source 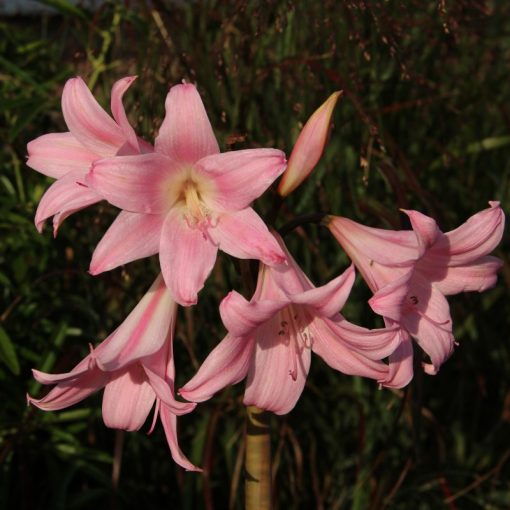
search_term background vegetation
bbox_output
[1,1,509,508]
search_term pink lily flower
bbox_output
[180,234,400,415]
[28,275,200,471]
[26,75,150,235]
[278,91,342,197]
[327,202,505,386]
[86,83,287,306]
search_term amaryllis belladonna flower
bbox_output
[26,76,151,235]
[28,275,199,471]
[86,83,287,306]
[180,234,400,414]
[327,202,505,387]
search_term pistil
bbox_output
[181,179,212,234]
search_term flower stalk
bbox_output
[245,405,272,510]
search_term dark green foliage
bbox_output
[1,1,509,508]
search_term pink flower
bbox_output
[180,234,400,415]
[278,91,342,197]
[27,275,199,471]
[86,83,287,306]
[327,202,505,386]
[27,76,150,235]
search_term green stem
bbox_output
[245,406,272,510]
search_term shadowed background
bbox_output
[1,1,509,508]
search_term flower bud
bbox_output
[277,91,342,197]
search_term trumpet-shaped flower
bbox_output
[28,275,199,471]
[278,91,342,197]
[27,76,150,235]
[327,202,505,386]
[86,83,287,306]
[180,234,400,414]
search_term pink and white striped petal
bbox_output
[102,364,156,431]
[34,173,101,233]
[429,201,504,265]
[31,355,93,385]
[424,256,503,295]
[180,334,255,403]
[402,209,441,256]
[143,365,196,416]
[401,274,454,371]
[310,319,389,382]
[368,271,413,323]
[155,83,219,163]
[210,208,286,265]
[159,405,202,471]
[198,149,287,212]
[26,132,97,179]
[90,211,164,275]
[383,327,414,388]
[327,216,417,291]
[159,208,218,306]
[324,317,401,360]
[244,317,311,415]
[290,264,355,318]
[87,153,181,214]
[94,275,175,370]
[27,362,108,411]
[110,76,139,152]
[62,77,125,156]
[219,290,288,337]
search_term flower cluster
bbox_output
[27,76,505,470]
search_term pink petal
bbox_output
[291,264,355,318]
[159,405,202,471]
[31,355,93,385]
[219,290,287,337]
[26,132,97,179]
[110,76,139,152]
[401,274,455,371]
[180,333,255,403]
[143,365,196,416]
[244,316,311,415]
[210,208,286,265]
[35,173,101,234]
[278,91,341,197]
[430,202,505,265]
[402,209,440,256]
[90,211,164,275]
[159,208,218,306]
[382,327,414,388]
[420,256,503,295]
[94,275,175,370]
[310,319,390,381]
[102,364,156,431]
[324,317,401,360]
[197,149,287,212]
[264,235,312,295]
[87,153,181,214]
[368,271,413,322]
[327,216,417,292]
[62,76,125,156]
[155,83,219,163]
[28,360,108,411]
[141,330,197,415]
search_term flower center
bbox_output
[278,305,313,381]
[180,179,212,234]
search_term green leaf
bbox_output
[0,326,20,375]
